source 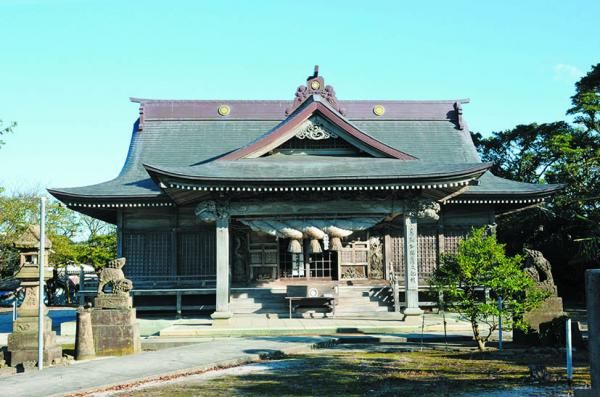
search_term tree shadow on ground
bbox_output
[132,348,588,397]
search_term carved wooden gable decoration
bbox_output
[220,71,417,161]
[271,115,367,156]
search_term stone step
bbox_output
[230,302,288,310]
[230,291,287,299]
[230,307,288,313]
[230,297,286,305]
[336,306,391,313]
[337,290,392,298]
[336,297,392,305]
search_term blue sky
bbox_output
[0,0,598,193]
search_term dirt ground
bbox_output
[112,344,590,397]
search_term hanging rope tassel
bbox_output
[288,238,303,253]
[324,226,352,251]
[309,239,322,254]
[303,226,324,254]
[330,236,343,251]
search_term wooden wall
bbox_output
[120,207,216,280]
[118,204,495,284]
[384,206,495,284]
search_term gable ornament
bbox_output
[285,65,346,116]
[295,119,338,140]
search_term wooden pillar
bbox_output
[171,209,178,278]
[211,211,232,320]
[403,213,423,316]
[116,210,123,257]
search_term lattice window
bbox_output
[418,226,438,282]
[339,241,369,280]
[178,229,216,276]
[249,233,279,281]
[388,233,405,280]
[123,231,173,278]
[443,226,472,254]
[309,251,336,278]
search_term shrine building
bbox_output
[49,67,562,318]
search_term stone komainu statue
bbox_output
[97,257,133,296]
[523,248,557,296]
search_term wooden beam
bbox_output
[230,199,405,217]
[437,185,471,203]
[496,203,543,217]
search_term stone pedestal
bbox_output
[514,296,570,346]
[403,214,423,317]
[211,310,233,327]
[7,285,62,367]
[75,307,95,360]
[585,269,600,394]
[90,294,141,356]
[523,296,566,331]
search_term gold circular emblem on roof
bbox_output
[373,105,385,116]
[310,80,321,90]
[217,105,231,116]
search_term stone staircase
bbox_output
[229,285,395,318]
[229,288,289,317]
[334,286,395,317]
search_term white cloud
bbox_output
[554,63,583,82]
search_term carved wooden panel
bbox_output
[339,241,369,280]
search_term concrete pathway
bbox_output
[157,311,475,337]
[0,335,334,397]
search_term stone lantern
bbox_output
[7,225,62,367]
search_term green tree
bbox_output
[0,119,16,150]
[0,190,116,279]
[432,228,547,351]
[77,233,117,269]
[568,62,600,133]
[471,63,600,297]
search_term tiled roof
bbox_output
[50,113,483,199]
[132,97,468,122]
[145,157,491,182]
[49,99,560,202]
[463,172,564,197]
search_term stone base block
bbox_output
[91,308,141,356]
[13,317,52,335]
[7,314,63,367]
[523,297,565,332]
[94,294,132,309]
[11,316,52,334]
[514,297,573,346]
[403,307,424,316]
[91,307,137,324]
[8,330,57,350]
[9,346,62,367]
[211,311,233,327]
[211,311,233,320]
[17,307,49,318]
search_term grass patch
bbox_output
[121,347,590,396]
